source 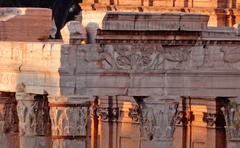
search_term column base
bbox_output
[52,138,87,148]
[20,136,52,148]
[0,133,19,148]
[141,139,173,148]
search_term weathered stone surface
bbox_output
[15,92,51,136]
[0,8,52,41]
[102,12,209,31]
[0,92,19,148]
[48,96,91,148]
[61,21,87,44]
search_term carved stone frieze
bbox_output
[203,112,216,127]
[139,98,178,141]
[97,107,119,121]
[16,93,51,136]
[50,106,90,136]
[99,44,192,71]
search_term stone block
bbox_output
[61,21,87,44]
[102,12,209,31]
[0,8,52,41]
[180,13,209,31]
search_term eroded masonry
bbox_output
[1,1,240,148]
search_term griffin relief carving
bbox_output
[99,44,192,71]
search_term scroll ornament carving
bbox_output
[175,111,187,126]
[17,95,51,136]
[99,44,192,71]
[222,101,240,139]
[128,105,141,122]
[202,112,216,127]
[50,106,89,136]
[97,107,119,121]
[140,102,178,140]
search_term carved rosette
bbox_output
[139,99,178,141]
[203,112,216,127]
[16,93,51,136]
[97,107,119,122]
[222,101,240,140]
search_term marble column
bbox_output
[222,97,240,148]
[15,92,52,148]
[48,96,91,148]
[138,96,179,148]
[0,92,19,148]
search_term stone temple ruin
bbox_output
[1,1,240,148]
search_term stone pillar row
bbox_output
[5,92,240,148]
[15,90,91,148]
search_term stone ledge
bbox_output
[102,12,209,31]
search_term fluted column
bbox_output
[15,92,51,148]
[48,96,91,148]
[138,96,179,148]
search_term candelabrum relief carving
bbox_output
[222,99,240,139]
[137,98,178,141]
[16,93,51,136]
[50,106,90,136]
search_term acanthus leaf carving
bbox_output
[50,106,90,136]
[222,100,240,139]
[16,94,51,136]
[0,92,19,133]
[139,99,178,141]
